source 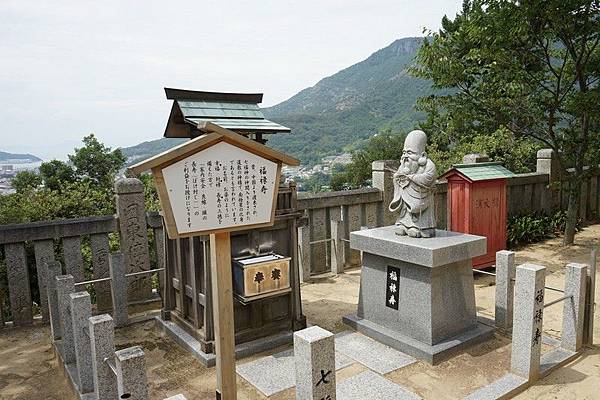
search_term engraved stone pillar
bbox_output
[372,160,399,227]
[89,314,118,400]
[70,291,94,394]
[90,233,112,312]
[495,250,516,330]
[561,263,587,352]
[294,326,336,400]
[4,242,32,326]
[330,219,345,275]
[310,208,327,274]
[109,252,128,327]
[364,202,378,228]
[33,239,55,323]
[511,264,546,381]
[298,225,311,282]
[56,274,76,364]
[62,236,85,283]
[46,261,63,340]
[115,346,149,400]
[115,178,152,302]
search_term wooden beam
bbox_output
[210,232,237,399]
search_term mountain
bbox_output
[122,37,430,165]
[265,37,430,165]
[0,150,42,163]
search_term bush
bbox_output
[507,211,582,248]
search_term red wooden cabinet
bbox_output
[441,162,514,269]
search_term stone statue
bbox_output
[389,130,437,238]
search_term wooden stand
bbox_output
[210,232,237,399]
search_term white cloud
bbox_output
[0,0,462,159]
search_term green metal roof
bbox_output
[163,88,291,138]
[448,162,514,181]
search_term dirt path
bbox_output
[1,225,598,400]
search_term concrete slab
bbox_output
[155,316,294,367]
[350,227,486,268]
[337,370,422,400]
[464,373,528,400]
[236,348,353,397]
[334,331,416,374]
[343,314,494,365]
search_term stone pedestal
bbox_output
[343,226,494,364]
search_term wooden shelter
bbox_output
[134,90,305,358]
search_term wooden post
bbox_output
[210,232,237,400]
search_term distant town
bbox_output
[0,152,353,195]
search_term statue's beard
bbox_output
[401,157,419,174]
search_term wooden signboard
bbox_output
[129,122,299,400]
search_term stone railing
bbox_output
[0,178,165,328]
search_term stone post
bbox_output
[115,346,149,400]
[511,264,546,381]
[62,236,85,283]
[298,224,311,282]
[46,261,63,340]
[584,249,596,346]
[70,291,94,394]
[294,326,336,400]
[561,263,587,352]
[372,160,399,227]
[4,242,32,326]
[495,250,516,330]
[109,252,128,327]
[89,314,118,400]
[56,274,76,364]
[330,219,345,275]
[90,233,112,313]
[536,149,561,211]
[33,239,55,323]
[115,178,152,302]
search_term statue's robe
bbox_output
[389,159,437,233]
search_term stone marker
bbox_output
[109,252,128,327]
[70,291,94,394]
[33,239,55,323]
[495,250,516,330]
[46,261,63,340]
[294,326,336,400]
[4,242,32,326]
[561,263,587,352]
[90,233,112,312]
[62,236,85,283]
[89,314,118,400]
[115,178,152,303]
[56,275,76,364]
[511,264,545,381]
[115,346,148,400]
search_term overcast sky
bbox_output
[0,1,462,160]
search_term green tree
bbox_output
[331,129,407,190]
[10,170,42,193]
[413,0,600,244]
[69,134,126,188]
[39,160,76,191]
